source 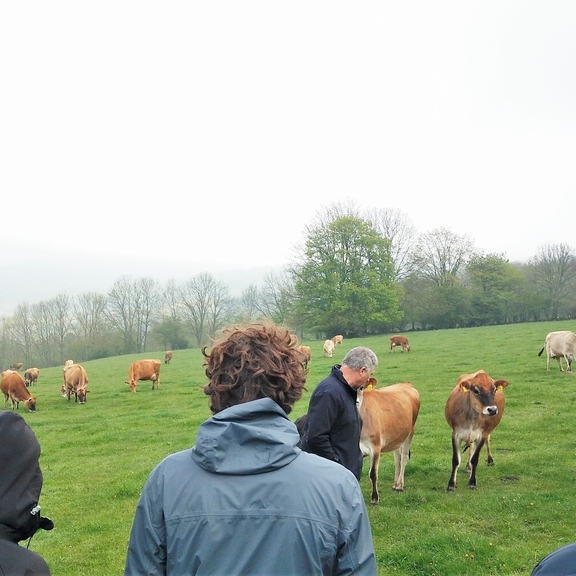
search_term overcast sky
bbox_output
[1,2,575,310]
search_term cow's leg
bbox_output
[485,434,495,465]
[447,435,461,491]
[393,434,413,492]
[565,355,572,373]
[465,441,476,472]
[369,450,381,505]
[468,437,486,489]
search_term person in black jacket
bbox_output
[0,411,54,576]
[301,346,378,480]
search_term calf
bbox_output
[358,383,420,505]
[164,350,173,364]
[538,330,576,373]
[445,370,509,491]
[126,359,161,392]
[323,339,335,358]
[1,370,37,412]
[389,335,410,352]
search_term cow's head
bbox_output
[405,344,411,352]
[460,371,509,416]
[60,384,67,398]
[77,388,89,404]
[126,380,137,392]
[25,396,37,412]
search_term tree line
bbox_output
[2,202,575,370]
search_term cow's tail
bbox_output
[538,346,545,357]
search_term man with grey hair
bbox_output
[301,346,378,480]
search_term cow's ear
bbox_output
[460,381,470,392]
[495,380,509,390]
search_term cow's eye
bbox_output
[472,387,481,395]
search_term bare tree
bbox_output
[74,292,109,360]
[50,293,73,364]
[180,273,231,348]
[31,301,58,367]
[134,277,161,353]
[10,303,34,367]
[365,207,417,280]
[529,243,576,320]
[411,227,477,286]
[259,270,297,326]
[107,276,138,354]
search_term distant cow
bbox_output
[297,345,311,368]
[9,362,23,371]
[1,370,37,412]
[164,351,173,364]
[389,335,410,353]
[126,359,161,392]
[445,370,509,491]
[332,335,344,346]
[24,368,39,386]
[63,364,89,404]
[323,340,335,358]
[358,382,420,505]
[538,331,576,373]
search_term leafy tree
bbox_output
[292,216,402,336]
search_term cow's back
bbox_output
[64,364,88,387]
[548,330,576,353]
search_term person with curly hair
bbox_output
[125,323,376,576]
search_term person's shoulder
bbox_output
[297,451,359,485]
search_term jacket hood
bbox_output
[191,398,301,475]
[0,412,54,543]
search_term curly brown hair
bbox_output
[201,323,307,415]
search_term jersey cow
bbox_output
[389,335,410,353]
[164,351,173,364]
[126,359,161,392]
[24,367,40,386]
[63,364,89,404]
[332,335,344,346]
[297,345,311,368]
[538,330,576,373]
[358,382,420,505]
[323,339,335,358]
[1,370,37,412]
[9,362,23,371]
[445,370,509,491]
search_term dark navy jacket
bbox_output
[301,365,363,480]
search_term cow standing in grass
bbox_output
[126,360,161,392]
[538,330,576,373]
[445,370,508,491]
[1,370,37,412]
[63,364,89,404]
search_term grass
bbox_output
[11,319,576,575]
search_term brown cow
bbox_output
[24,367,40,386]
[332,335,344,346]
[1,370,37,412]
[297,345,311,368]
[358,382,420,505]
[323,339,335,358]
[126,359,161,392]
[389,335,410,353]
[9,362,24,371]
[445,370,509,491]
[164,351,173,364]
[63,364,89,404]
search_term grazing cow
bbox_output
[538,331,576,373]
[389,335,410,353]
[323,339,335,358]
[358,383,420,505]
[126,359,161,392]
[332,335,344,346]
[63,364,89,404]
[24,368,40,386]
[164,350,173,364]
[9,362,24,371]
[297,345,311,368]
[64,359,74,369]
[445,370,509,491]
[1,370,37,412]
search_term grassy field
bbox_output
[10,320,576,575]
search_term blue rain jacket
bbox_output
[125,398,376,576]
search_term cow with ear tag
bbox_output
[445,370,509,491]
[0,411,54,575]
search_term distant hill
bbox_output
[0,246,284,317]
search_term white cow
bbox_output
[323,339,335,358]
[538,331,576,373]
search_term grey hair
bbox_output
[342,346,378,372]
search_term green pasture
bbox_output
[10,320,576,575]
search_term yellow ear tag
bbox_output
[497,385,503,391]
[462,385,469,392]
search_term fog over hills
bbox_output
[0,245,284,317]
